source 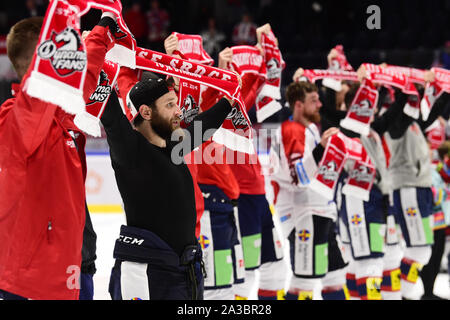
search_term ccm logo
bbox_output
[118,235,144,246]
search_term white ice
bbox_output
[91,212,449,300]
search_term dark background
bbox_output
[0,0,449,123]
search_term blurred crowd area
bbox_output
[0,0,449,119]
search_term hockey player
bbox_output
[104,51,241,300]
[0,13,117,300]
[270,80,349,300]
[218,28,287,299]
[383,80,449,300]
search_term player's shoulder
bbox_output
[281,119,306,138]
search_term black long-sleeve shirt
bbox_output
[101,91,232,256]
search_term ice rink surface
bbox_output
[91,212,449,300]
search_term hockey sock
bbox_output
[356,276,383,300]
[321,285,350,300]
[346,273,359,299]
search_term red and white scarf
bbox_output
[322,45,354,91]
[340,78,379,136]
[421,68,450,121]
[172,32,214,66]
[25,0,131,116]
[255,31,285,122]
[230,45,265,77]
[341,145,375,202]
[171,49,202,129]
[25,0,87,115]
[310,132,375,201]
[300,69,358,83]
[385,65,426,86]
[74,0,136,68]
[363,63,424,120]
[229,46,268,116]
[74,59,120,136]
[309,134,347,200]
[426,119,446,150]
[135,47,254,154]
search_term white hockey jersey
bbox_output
[270,119,336,215]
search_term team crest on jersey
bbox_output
[181,94,199,125]
[266,58,281,82]
[86,70,112,106]
[318,161,339,181]
[298,229,311,242]
[198,235,210,249]
[349,99,373,117]
[351,214,363,225]
[226,107,248,130]
[406,207,417,217]
[37,27,86,76]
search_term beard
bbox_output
[304,109,321,124]
[150,108,179,140]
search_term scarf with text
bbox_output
[135,47,254,153]
[340,78,379,136]
[25,0,131,116]
[172,32,214,66]
[310,133,375,201]
[255,31,285,122]
[74,59,120,136]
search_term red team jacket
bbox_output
[228,70,266,196]
[0,24,113,300]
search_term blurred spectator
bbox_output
[124,1,148,47]
[23,0,46,18]
[440,41,450,70]
[146,0,170,52]
[201,18,225,62]
[433,41,450,70]
[231,13,257,46]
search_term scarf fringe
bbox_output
[25,70,85,115]
[403,102,420,120]
[256,99,282,122]
[309,179,335,200]
[212,127,255,154]
[340,118,370,137]
[74,111,101,137]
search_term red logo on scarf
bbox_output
[266,58,282,84]
[37,27,86,77]
[179,80,201,128]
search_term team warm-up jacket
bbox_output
[0,20,115,300]
[100,87,233,257]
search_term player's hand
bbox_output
[320,127,340,148]
[293,67,304,82]
[357,65,368,83]
[218,47,233,70]
[81,31,90,40]
[164,34,179,56]
[424,70,435,83]
[327,48,338,64]
[256,23,271,43]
